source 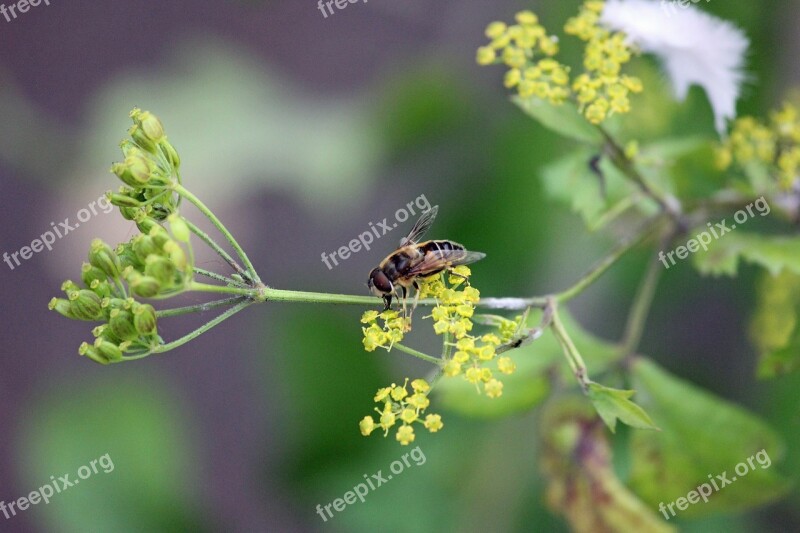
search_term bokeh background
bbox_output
[1,0,799,531]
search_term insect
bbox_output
[367,205,486,317]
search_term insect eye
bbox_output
[369,269,392,293]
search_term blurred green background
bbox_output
[0,0,798,531]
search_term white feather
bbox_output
[600,0,749,134]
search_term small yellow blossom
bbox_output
[396,425,416,445]
[485,379,504,399]
[424,414,444,432]
[360,416,376,436]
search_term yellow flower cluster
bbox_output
[476,10,569,105]
[361,309,408,352]
[359,379,443,445]
[717,102,800,190]
[418,267,519,399]
[565,1,642,124]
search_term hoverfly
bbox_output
[367,206,486,316]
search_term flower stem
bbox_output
[156,296,247,318]
[182,217,249,280]
[189,281,255,297]
[550,306,590,392]
[619,246,663,357]
[392,343,444,366]
[174,184,260,283]
[154,300,252,353]
[193,267,248,288]
[556,216,660,303]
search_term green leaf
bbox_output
[750,270,800,378]
[692,232,800,277]
[628,358,790,517]
[512,96,602,144]
[588,382,660,433]
[436,309,619,418]
[540,149,639,227]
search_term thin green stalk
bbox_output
[392,343,444,366]
[156,296,247,318]
[174,184,260,283]
[556,216,660,303]
[550,307,590,391]
[152,300,252,353]
[194,267,248,288]
[620,247,664,357]
[190,281,255,297]
[182,217,248,280]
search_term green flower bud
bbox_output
[135,215,160,235]
[167,214,191,243]
[89,239,122,279]
[138,111,165,143]
[116,244,143,270]
[148,225,170,248]
[106,191,142,208]
[128,124,158,154]
[109,308,138,341]
[111,153,153,188]
[161,140,181,170]
[79,342,111,365]
[100,297,125,310]
[127,271,161,298]
[89,279,112,299]
[162,241,188,272]
[68,289,103,320]
[48,297,77,319]
[61,280,80,294]
[145,255,176,285]
[134,304,158,336]
[132,235,159,262]
[81,263,107,287]
[94,338,123,362]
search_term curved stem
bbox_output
[183,217,249,280]
[174,185,260,283]
[194,267,248,288]
[620,247,664,357]
[153,300,252,353]
[557,216,661,303]
[392,343,444,366]
[156,296,247,318]
[550,306,590,392]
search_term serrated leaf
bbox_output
[512,96,602,144]
[692,232,800,277]
[436,309,619,418]
[588,382,659,433]
[629,358,790,517]
[540,149,640,227]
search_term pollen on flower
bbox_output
[360,378,442,444]
[361,309,407,351]
[719,99,800,190]
[476,9,569,106]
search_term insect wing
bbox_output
[399,205,439,246]
[405,249,486,277]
